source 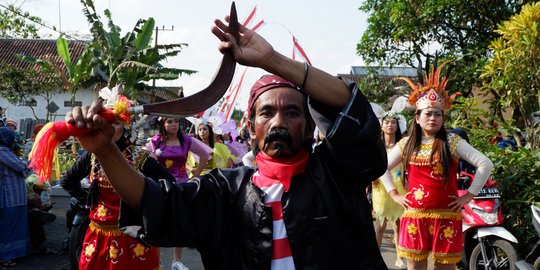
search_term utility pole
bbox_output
[153,25,174,87]
[58,0,62,33]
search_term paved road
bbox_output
[13,194,402,270]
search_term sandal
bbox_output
[1,260,16,267]
[395,259,406,269]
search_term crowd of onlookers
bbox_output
[0,113,255,268]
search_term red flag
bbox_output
[239,110,248,128]
[219,83,235,112]
[243,6,257,27]
[212,6,266,118]
[292,36,312,65]
[251,20,265,31]
[225,67,249,120]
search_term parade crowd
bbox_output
[1,10,499,270]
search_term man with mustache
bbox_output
[66,15,388,270]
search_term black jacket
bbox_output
[120,82,388,269]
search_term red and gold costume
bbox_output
[381,61,493,265]
[396,134,463,264]
[79,146,160,270]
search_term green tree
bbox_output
[80,0,195,99]
[480,2,540,149]
[0,63,60,121]
[354,67,410,109]
[446,95,540,255]
[0,3,58,120]
[18,37,95,108]
[0,4,41,38]
[230,107,244,125]
[357,0,531,96]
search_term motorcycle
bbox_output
[459,171,519,270]
[66,178,91,270]
[515,204,540,270]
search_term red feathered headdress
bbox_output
[397,61,460,111]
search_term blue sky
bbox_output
[23,0,369,111]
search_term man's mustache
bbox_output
[263,128,293,150]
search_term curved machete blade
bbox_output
[131,2,239,117]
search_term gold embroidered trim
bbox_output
[89,221,123,236]
[400,134,462,167]
[402,209,462,220]
[432,251,462,264]
[448,133,462,155]
[98,182,114,188]
[409,143,435,166]
[398,246,462,264]
[397,246,429,261]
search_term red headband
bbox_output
[247,74,298,115]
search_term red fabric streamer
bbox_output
[29,109,118,183]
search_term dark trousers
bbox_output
[28,209,55,249]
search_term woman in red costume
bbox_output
[381,62,494,270]
[60,94,175,270]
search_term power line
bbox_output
[0,3,72,38]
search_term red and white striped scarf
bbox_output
[253,150,309,270]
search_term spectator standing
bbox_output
[0,127,31,267]
[372,112,407,268]
[145,117,212,270]
[187,122,235,175]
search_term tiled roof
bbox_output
[0,38,86,73]
[339,66,419,87]
[0,39,186,103]
[338,74,415,87]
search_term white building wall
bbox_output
[0,88,97,125]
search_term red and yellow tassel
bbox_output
[29,97,132,183]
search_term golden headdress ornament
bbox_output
[397,61,459,111]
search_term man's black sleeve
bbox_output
[140,156,176,183]
[309,79,387,183]
[119,167,254,249]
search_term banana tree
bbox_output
[81,0,195,99]
[17,36,95,107]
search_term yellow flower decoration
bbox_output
[112,96,133,124]
[414,189,425,201]
[109,245,119,260]
[97,204,108,218]
[84,243,96,257]
[428,224,435,235]
[133,243,146,257]
[407,223,418,235]
[165,159,173,168]
[443,226,455,239]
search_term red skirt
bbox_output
[397,209,462,264]
[79,222,160,270]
